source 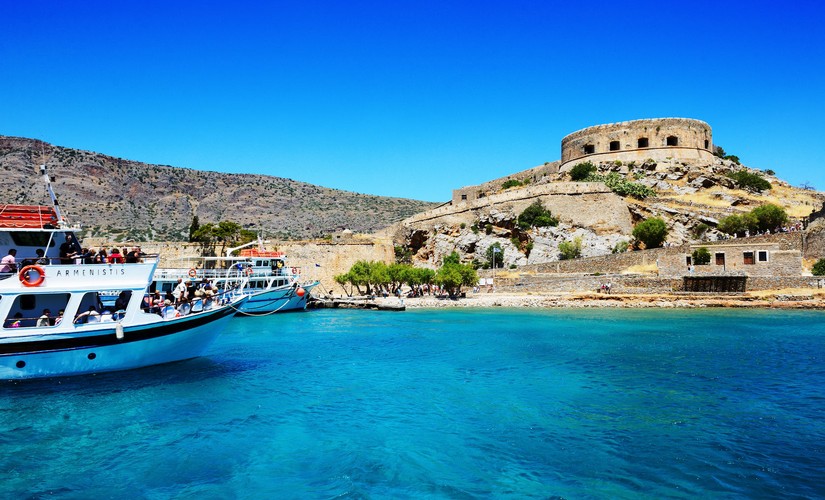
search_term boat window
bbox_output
[9,231,57,247]
[4,293,70,328]
[74,290,132,324]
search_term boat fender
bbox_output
[116,323,124,340]
[19,265,46,287]
[245,267,254,276]
[188,268,197,278]
[296,287,306,297]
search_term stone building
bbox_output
[658,242,803,278]
[560,118,714,171]
[452,117,715,204]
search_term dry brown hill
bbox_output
[0,136,439,241]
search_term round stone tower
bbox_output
[559,118,713,171]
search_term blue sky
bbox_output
[2,1,824,202]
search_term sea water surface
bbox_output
[2,308,824,498]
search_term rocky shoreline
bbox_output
[371,291,825,310]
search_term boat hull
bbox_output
[0,304,237,380]
[234,282,319,314]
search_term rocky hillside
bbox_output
[0,136,439,241]
[390,156,825,269]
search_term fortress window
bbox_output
[583,144,595,154]
[758,251,768,262]
[704,140,709,149]
[637,137,649,148]
[461,194,467,201]
[743,252,755,265]
[667,136,679,146]
[609,141,620,151]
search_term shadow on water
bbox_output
[1,354,264,397]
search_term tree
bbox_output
[812,259,825,276]
[569,161,596,181]
[435,252,478,298]
[517,201,558,229]
[632,217,668,249]
[751,204,788,232]
[727,169,771,191]
[334,273,352,296]
[559,237,582,260]
[188,215,200,242]
[692,247,711,265]
[485,243,504,268]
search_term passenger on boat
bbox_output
[172,278,188,305]
[55,310,64,326]
[98,248,108,263]
[125,247,142,264]
[108,248,124,264]
[59,234,78,264]
[5,312,23,328]
[36,309,52,328]
[74,306,100,324]
[0,249,18,273]
[36,248,49,265]
[83,248,98,264]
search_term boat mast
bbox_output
[40,164,66,227]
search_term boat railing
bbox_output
[0,254,161,281]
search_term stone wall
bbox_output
[559,118,714,171]
[518,245,680,275]
[410,181,632,235]
[84,237,394,295]
[451,162,561,204]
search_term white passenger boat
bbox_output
[0,167,246,380]
[153,248,319,315]
[0,258,245,380]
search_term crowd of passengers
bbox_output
[0,236,145,274]
[144,277,225,318]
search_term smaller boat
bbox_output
[153,242,319,315]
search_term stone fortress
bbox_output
[452,117,714,204]
[559,117,714,170]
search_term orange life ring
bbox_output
[291,267,298,274]
[19,265,46,287]
[245,267,254,276]
[188,268,197,278]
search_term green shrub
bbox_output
[559,237,582,260]
[692,247,711,265]
[717,204,788,236]
[517,201,559,229]
[585,173,656,199]
[502,179,523,189]
[751,204,788,232]
[692,223,709,239]
[812,259,825,276]
[569,161,596,181]
[612,240,629,254]
[485,223,493,235]
[727,169,771,191]
[485,243,504,268]
[632,217,668,249]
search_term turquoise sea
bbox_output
[2,308,824,498]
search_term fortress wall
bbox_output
[451,161,560,204]
[405,181,633,235]
[559,118,714,170]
